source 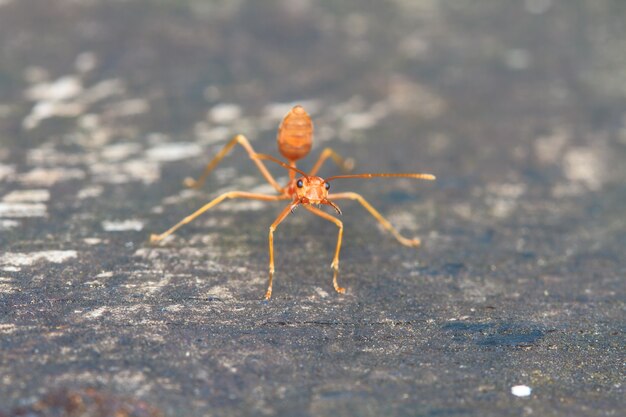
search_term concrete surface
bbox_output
[0,1,624,416]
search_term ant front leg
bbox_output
[150,192,288,244]
[185,134,284,193]
[328,192,421,247]
[308,148,354,176]
[266,204,295,300]
[303,205,345,294]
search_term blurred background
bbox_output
[2,0,626,188]
[0,0,624,416]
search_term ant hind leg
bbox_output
[185,134,284,193]
[308,148,354,176]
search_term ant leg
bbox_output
[184,134,284,193]
[150,192,288,244]
[266,204,294,300]
[303,205,345,294]
[328,192,421,247]
[308,148,354,176]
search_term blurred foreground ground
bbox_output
[0,1,624,416]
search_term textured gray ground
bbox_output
[0,1,624,416]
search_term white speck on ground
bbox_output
[22,101,85,130]
[511,385,532,397]
[314,287,329,298]
[26,146,84,166]
[74,51,98,73]
[194,124,232,144]
[17,167,86,186]
[534,128,569,164]
[2,189,50,203]
[24,76,83,102]
[111,370,149,393]
[344,101,391,132]
[161,189,200,205]
[208,103,242,124]
[101,142,142,161]
[342,111,379,131]
[0,219,20,229]
[213,166,238,183]
[77,186,104,199]
[217,199,266,212]
[83,238,103,245]
[104,98,149,118]
[563,146,605,190]
[0,323,18,334]
[81,79,125,105]
[487,183,527,198]
[387,211,420,232]
[0,277,18,294]
[102,219,145,232]
[0,250,78,266]
[84,307,108,319]
[247,183,280,195]
[90,160,159,184]
[127,274,172,296]
[164,304,183,312]
[486,182,527,219]
[0,164,15,181]
[122,159,161,184]
[264,102,299,121]
[0,203,47,218]
[387,76,447,118]
[146,142,202,161]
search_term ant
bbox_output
[150,105,435,299]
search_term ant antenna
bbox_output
[253,154,309,178]
[325,173,436,182]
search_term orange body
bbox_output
[151,105,435,300]
[277,105,313,161]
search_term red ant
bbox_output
[150,105,435,299]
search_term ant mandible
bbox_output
[150,105,435,299]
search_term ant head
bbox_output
[294,176,341,214]
[294,176,328,202]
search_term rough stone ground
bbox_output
[0,1,624,416]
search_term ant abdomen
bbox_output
[277,105,313,161]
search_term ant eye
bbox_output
[296,179,303,188]
[325,182,330,190]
